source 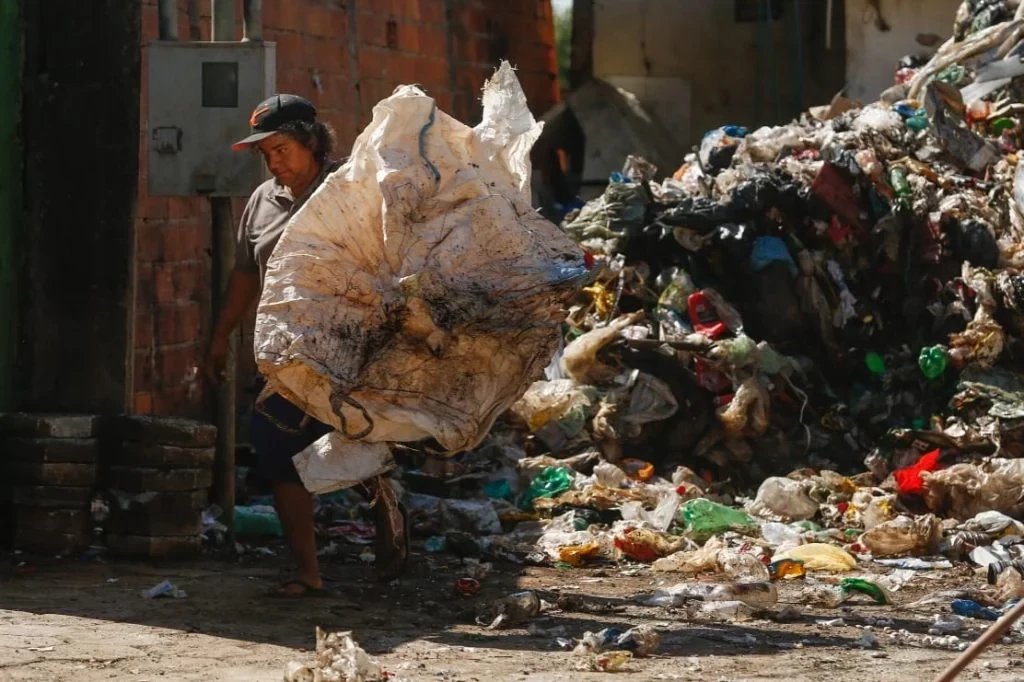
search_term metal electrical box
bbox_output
[147,41,276,197]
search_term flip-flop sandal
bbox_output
[265,579,331,599]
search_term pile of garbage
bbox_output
[383,0,1024,641]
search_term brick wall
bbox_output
[133,0,559,420]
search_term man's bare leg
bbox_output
[271,481,322,595]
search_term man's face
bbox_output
[256,133,316,188]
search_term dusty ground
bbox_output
[1,545,1021,682]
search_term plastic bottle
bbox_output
[951,599,999,621]
[841,578,890,605]
[918,345,948,379]
[707,581,778,607]
[687,291,727,338]
[889,165,911,203]
[700,600,757,621]
[480,591,541,629]
[615,625,661,657]
[679,499,759,539]
[719,549,770,581]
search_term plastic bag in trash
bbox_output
[254,62,590,470]
[922,458,1024,519]
[746,476,819,522]
[860,514,942,557]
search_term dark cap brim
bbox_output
[231,131,277,151]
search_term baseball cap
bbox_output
[232,94,317,151]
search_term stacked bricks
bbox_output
[1,414,101,555]
[102,416,216,559]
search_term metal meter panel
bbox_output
[147,41,276,197]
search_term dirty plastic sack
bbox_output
[254,63,589,477]
[922,459,1024,519]
[860,514,942,557]
[292,433,394,496]
[747,477,819,522]
[774,543,857,572]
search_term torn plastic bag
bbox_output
[562,312,644,384]
[922,458,1024,519]
[254,63,589,480]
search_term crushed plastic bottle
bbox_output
[679,498,759,539]
[841,578,891,605]
[615,625,661,657]
[951,599,999,621]
[700,600,758,622]
[477,591,541,629]
[719,548,770,581]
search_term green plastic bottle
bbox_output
[840,578,890,605]
[889,166,910,199]
[918,345,947,379]
[679,499,758,539]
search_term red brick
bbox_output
[137,196,169,220]
[275,31,304,68]
[420,27,448,61]
[156,302,203,347]
[134,391,155,411]
[135,350,156,392]
[387,52,420,85]
[135,312,155,351]
[359,47,388,80]
[162,221,207,262]
[421,0,445,25]
[154,344,201,387]
[357,11,387,48]
[416,57,449,89]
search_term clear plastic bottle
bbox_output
[718,549,770,581]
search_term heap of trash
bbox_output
[374,0,1024,639]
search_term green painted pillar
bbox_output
[0,0,21,409]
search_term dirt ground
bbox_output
[1,545,1022,682]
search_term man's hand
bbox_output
[204,332,230,385]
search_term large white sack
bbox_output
[255,62,589,459]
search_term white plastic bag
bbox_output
[255,63,588,475]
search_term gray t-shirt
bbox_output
[235,159,344,287]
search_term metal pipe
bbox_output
[932,598,1024,682]
[209,0,237,538]
[211,0,235,42]
[243,0,264,42]
[157,0,178,40]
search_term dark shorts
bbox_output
[250,390,332,486]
